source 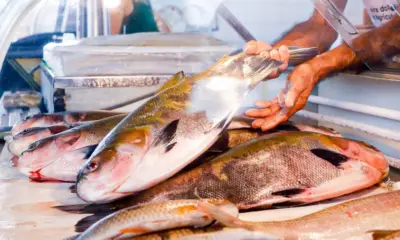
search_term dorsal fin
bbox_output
[158,71,186,93]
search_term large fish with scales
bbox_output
[130,227,275,240]
[11,110,124,136]
[14,72,189,181]
[75,50,291,204]
[67,199,238,240]
[64,121,340,189]
[56,132,388,232]
[198,190,400,240]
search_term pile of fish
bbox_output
[5,49,397,239]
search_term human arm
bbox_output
[247,13,400,131]
[109,0,134,34]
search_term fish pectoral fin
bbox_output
[368,230,400,239]
[271,188,307,198]
[73,144,98,160]
[119,226,151,234]
[153,119,179,150]
[310,148,349,168]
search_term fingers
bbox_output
[260,114,288,131]
[246,104,281,119]
[244,41,272,55]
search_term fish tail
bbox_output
[75,213,111,233]
[287,46,319,66]
[197,201,253,230]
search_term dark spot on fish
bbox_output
[271,188,306,197]
[311,148,349,168]
[271,201,307,208]
[69,184,76,193]
[165,142,177,153]
[274,122,301,132]
[153,119,179,146]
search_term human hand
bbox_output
[244,40,290,80]
[245,62,319,131]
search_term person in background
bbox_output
[109,0,159,35]
[244,0,400,131]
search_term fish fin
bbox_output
[75,213,111,233]
[153,119,179,147]
[69,184,76,193]
[368,230,400,240]
[271,201,308,209]
[120,226,151,234]
[158,71,186,92]
[53,203,89,214]
[77,144,98,160]
[205,116,231,135]
[310,148,349,167]
[273,122,301,132]
[227,116,254,130]
[197,201,253,230]
[271,188,306,197]
[172,205,198,215]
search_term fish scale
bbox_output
[73,199,238,240]
[201,191,400,240]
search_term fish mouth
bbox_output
[76,177,131,203]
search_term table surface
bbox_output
[0,143,399,240]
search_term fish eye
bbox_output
[28,141,40,150]
[86,162,99,172]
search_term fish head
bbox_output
[17,128,83,178]
[11,113,64,136]
[76,126,152,203]
[8,125,71,156]
[328,136,389,177]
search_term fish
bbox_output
[177,228,276,240]
[8,124,78,156]
[56,131,388,232]
[182,121,342,172]
[127,226,224,240]
[68,199,238,240]
[75,52,284,204]
[15,72,188,182]
[370,230,400,240]
[130,227,275,240]
[197,190,400,240]
[16,114,127,181]
[11,110,125,136]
